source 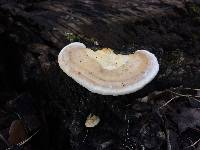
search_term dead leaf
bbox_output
[8,120,27,145]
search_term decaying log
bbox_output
[0,1,200,149]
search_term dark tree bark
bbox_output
[0,0,199,88]
[0,0,200,150]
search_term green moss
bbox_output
[164,49,185,65]
[64,32,81,42]
[64,32,99,48]
[188,4,200,17]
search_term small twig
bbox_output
[168,90,193,97]
[184,88,200,91]
[168,90,200,103]
[159,96,179,109]
[14,112,22,120]
[182,88,200,98]
[187,137,194,146]
[189,96,200,103]
[18,129,40,146]
[184,138,200,149]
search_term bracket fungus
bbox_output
[58,42,159,96]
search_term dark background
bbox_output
[0,0,200,150]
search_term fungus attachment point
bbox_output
[58,42,159,96]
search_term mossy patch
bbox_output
[64,32,100,50]
[164,49,185,65]
[187,3,200,17]
[64,32,81,42]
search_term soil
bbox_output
[0,0,200,150]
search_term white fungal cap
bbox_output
[58,42,159,96]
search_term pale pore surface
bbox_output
[58,43,159,95]
[86,48,129,70]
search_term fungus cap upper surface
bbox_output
[58,42,159,96]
